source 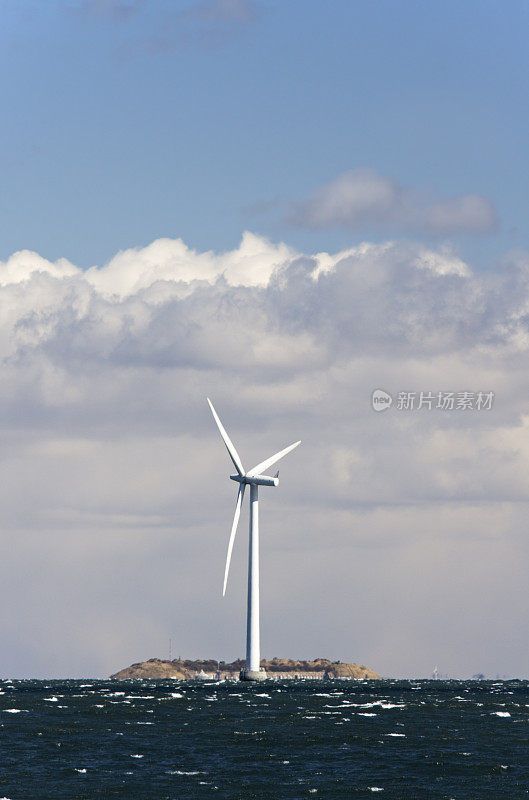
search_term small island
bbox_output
[110,657,380,680]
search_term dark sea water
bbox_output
[0,678,528,799]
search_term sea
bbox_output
[0,678,527,799]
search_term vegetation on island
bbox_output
[110,657,380,680]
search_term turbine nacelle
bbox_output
[230,474,279,487]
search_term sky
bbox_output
[0,0,529,678]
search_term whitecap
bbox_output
[347,701,405,710]
[385,733,405,737]
[44,697,58,702]
[167,770,202,775]
[322,702,359,708]
[74,768,87,774]
[492,711,511,717]
[130,754,144,758]
[3,709,27,714]
[358,713,377,717]
[126,695,154,700]
[368,788,384,793]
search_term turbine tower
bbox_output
[207,398,300,682]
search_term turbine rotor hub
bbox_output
[230,474,279,487]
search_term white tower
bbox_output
[207,398,300,681]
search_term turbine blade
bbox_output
[223,483,246,596]
[207,398,245,476]
[247,440,301,477]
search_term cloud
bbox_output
[1,232,529,678]
[66,0,259,53]
[187,0,258,25]
[68,0,143,22]
[85,230,295,296]
[422,193,498,235]
[122,0,260,54]
[288,168,498,236]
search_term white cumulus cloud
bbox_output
[0,232,528,680]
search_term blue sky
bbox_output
[1,0,528,268]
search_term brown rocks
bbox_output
[110,658,189,680]
[322,662,379,679]
[110,656,380,680]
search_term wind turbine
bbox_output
[207,398,300,681]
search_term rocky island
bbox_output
[110,657,380,680]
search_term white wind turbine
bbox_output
[207,398,300,681]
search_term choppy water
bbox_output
[0,678,528,798]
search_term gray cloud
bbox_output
[119,0,260,55]
[66,0,259,53]
[68,0,144,22]
[288,168,498,236]
[187,0,258,25]
[0,233,528,679]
